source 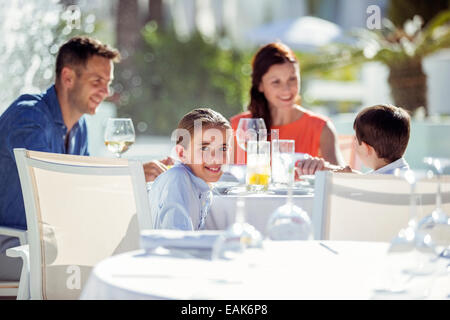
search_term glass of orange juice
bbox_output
[246,140,271,192]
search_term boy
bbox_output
[148,108,232,230]
[296,104,410,175]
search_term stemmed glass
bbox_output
[104,118,135,158]
[236,118,267,151]
[266,153,312,240]
[374,169,438,298]
[211,197,263,260]
[418,157,450,258]
[388,169,437,275]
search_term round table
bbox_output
[80,241,449,300]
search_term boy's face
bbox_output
[178,127,232,183]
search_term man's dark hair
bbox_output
[55,36,120,81]
[353,104,410,163]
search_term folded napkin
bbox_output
[140,229,223,251]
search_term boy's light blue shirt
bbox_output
[148,162,212,230]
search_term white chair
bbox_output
[0,227,27,298]
[313,171,450,242]
[8,148,151,299]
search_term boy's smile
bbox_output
[204,164,222,173]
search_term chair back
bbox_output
[313,171,450,242]
[14,149,151,299]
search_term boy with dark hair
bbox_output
[352,104,410,174]
[296,104,410,175]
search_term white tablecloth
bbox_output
[205,194,314,235]
[80,241,450,300]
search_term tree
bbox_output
[116,0,140,64]
[388,0,450,27]
[309,9,450,116]
[147,0,164,30]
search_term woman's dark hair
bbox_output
[248,42,299,131]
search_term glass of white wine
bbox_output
[104,118,135,158]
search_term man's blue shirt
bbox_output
[0,85,89,230]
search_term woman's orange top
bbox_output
[230,109,329,164]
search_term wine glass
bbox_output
[104,118,135,158]
[373,169,438,298]
[236,118,267,151]
[266,153,312,240]
[418,157,450,259]
[388,169,437,274]
[211,197,263,261]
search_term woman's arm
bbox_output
[319,121,346,167]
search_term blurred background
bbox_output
[0,0,449,169]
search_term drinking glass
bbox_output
[418,157,450,258]
[388,169,437,275]
[236,118,267,151]
[246,140,271,192]
[266,153,312,240]
[271,139,295,187]
[104,118,135,158]
[374,169,438,298]
[211,197,263,260]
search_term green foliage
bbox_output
[116,23,252,136]
[388,0,450,28]
[114,22,362,134]
[309,10,450,70]
[297,51,359,81]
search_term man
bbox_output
[0,36,166,282]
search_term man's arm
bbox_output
[6,110,52,157]
[143,156,175,182]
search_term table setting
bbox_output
[206,118,316,236]
[80,230,450,300]
[78,117,450,301]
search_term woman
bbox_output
[231,42,345,168]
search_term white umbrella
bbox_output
[246,16,351,52]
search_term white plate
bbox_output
[223,185,313,196]
[211,181,240,194]
[298,175,315,186]
[268,185,314,195]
